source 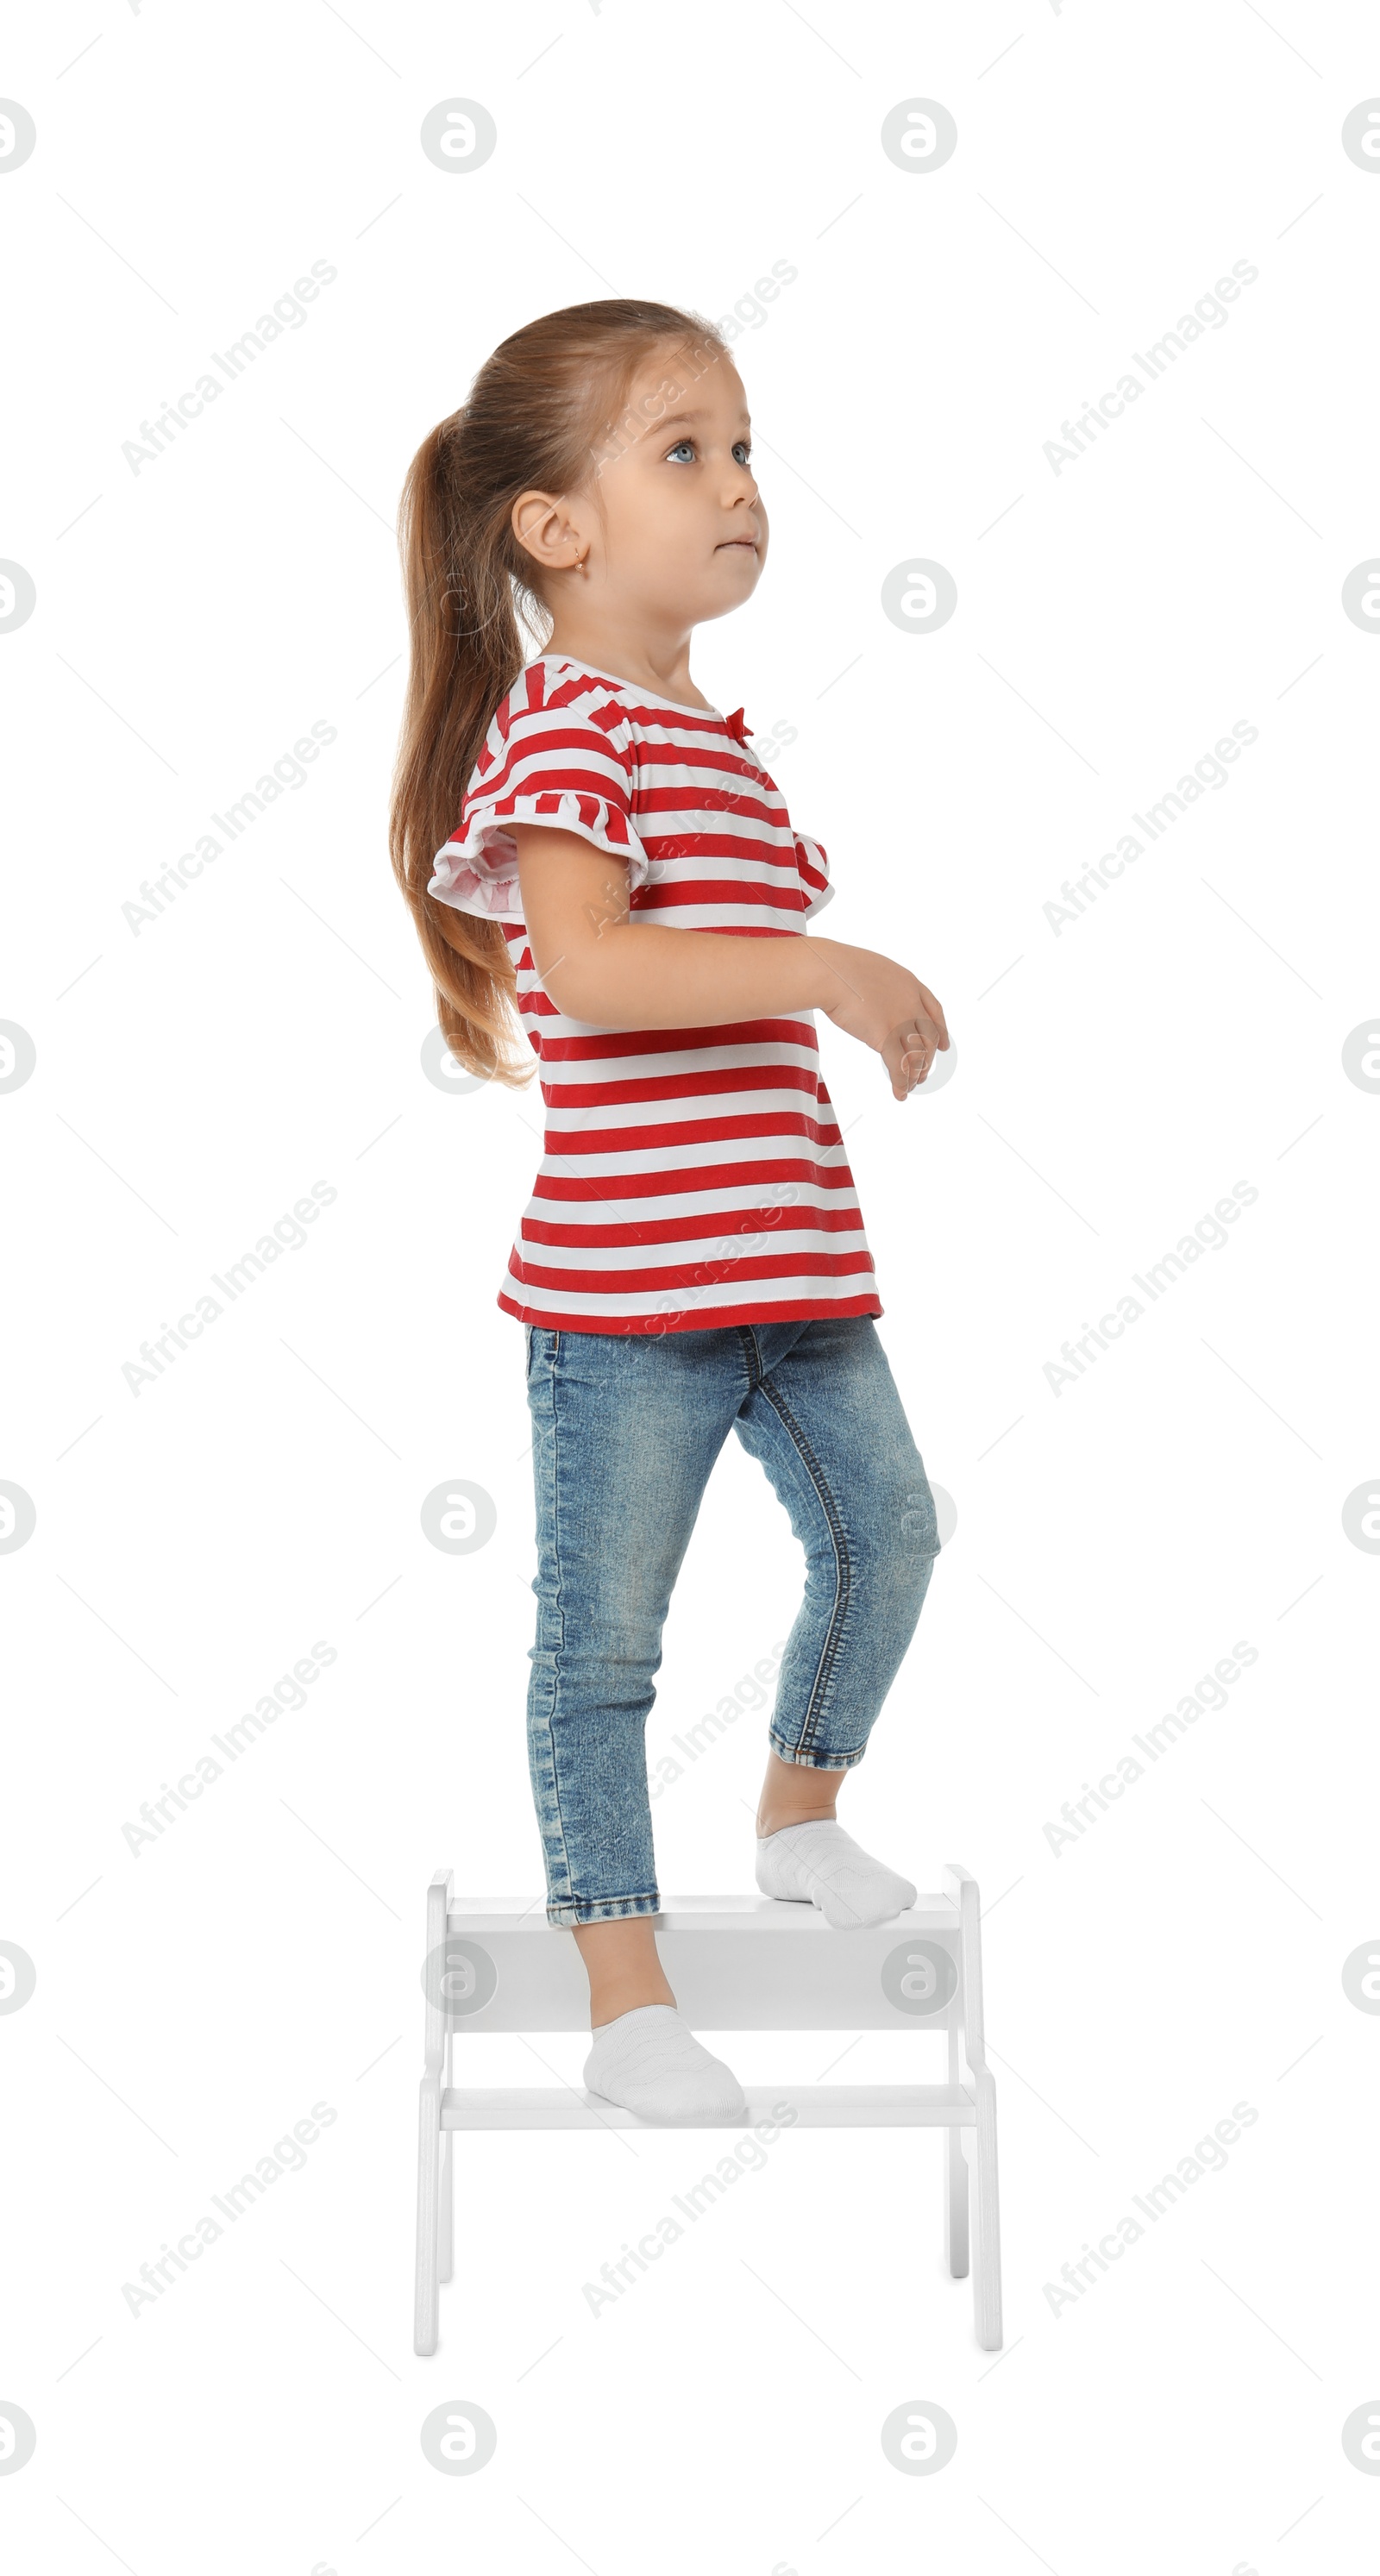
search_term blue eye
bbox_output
[664,436,754,465]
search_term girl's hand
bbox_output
[814,942,950,1101]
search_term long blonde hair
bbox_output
[388,298,729,1087]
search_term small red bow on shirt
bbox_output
[724,706,753,745]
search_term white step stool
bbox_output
[415,1861,1001,2353]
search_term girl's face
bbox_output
[517,343,768,636]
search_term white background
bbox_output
[3,1,1378,2569]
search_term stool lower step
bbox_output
[442,2083,977,2132]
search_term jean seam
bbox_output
[537,1332,577,1914]
[766,1733,866,1771]
[548,1892,662,1925]
[734,1323,762,1395]
[754,1377,853,1758]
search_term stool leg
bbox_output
[944,2026,969,2276]
[437,2021,454,2285]
[438,2129,454,2285]
[970,2073,1003,2351]
[414,2078,441,2356]
[944,2128,969,2277]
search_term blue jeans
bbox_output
[522,1315,940,1927]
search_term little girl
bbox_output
[390,298,950,2125]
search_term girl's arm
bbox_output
[511,825,948,1098]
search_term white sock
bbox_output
[582,2003,748,2124]
[755,1818,918,1927]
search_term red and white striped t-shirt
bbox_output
[428,653,882,1336]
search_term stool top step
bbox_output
[426,1870,981,2035]
[446,1892,960,1936]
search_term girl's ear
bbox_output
[511,487,577,573]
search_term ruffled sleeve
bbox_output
[428,676,650,923]
[794,831,834,922]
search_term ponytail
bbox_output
[390,414,530,1086]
